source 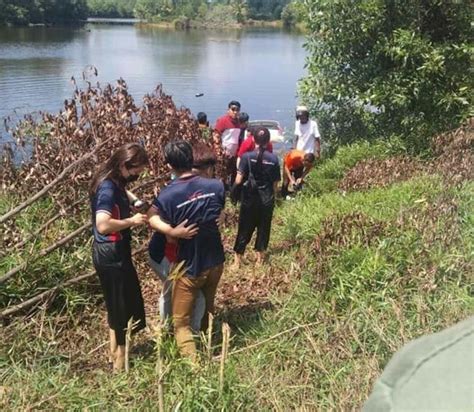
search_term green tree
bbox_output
[300,0,473,153]
[231,0,248,23]
[281,0,304,27]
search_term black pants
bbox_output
[92,240,146,345]
[233,200,274,254]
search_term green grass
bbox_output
[1,140,472,410]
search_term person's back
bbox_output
[240,150,279,206]
[284,149,305,172]
[155,174,225,277]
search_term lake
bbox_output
[0,24,306,146]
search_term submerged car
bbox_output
[247,120,285,143]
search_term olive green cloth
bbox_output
[364,316,474,411]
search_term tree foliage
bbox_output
[300,0,473,153]
[87,0,137,17]
[246,0,290,20]
[281,0,304,27]
[0,0,88,25]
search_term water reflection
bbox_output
[0,25,306,144]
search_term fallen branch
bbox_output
[213,321,319,360]
[0,135,114,225]
[0,221,91,284]
[0,197,86,258]
[0,271,95,319]
[0,244,147,318]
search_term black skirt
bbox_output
[92,240,146,345]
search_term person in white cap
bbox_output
[294,105,321,157]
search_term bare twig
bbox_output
[125,317,133,373]
[219,322,230,393]
[214,322,319,360]
[154,323,165,412]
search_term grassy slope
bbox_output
[1,140,472,410]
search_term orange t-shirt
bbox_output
[284,150,305,171]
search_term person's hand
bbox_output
[296,178,303,185]
[171,219,199,239]
[129,213,148,227]
[316,150,321,159]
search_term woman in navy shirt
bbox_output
[232,127,281,268]
[89,143,149,372]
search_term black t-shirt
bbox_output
[152,174,225,277]
[239,151,281,206]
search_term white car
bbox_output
[246,120,285,143]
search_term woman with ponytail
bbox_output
[232,127,281,268]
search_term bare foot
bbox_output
[256,252,265,266]
[232,253,242,270]
[113,345,125,372]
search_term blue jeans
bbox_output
[149,256,205,333]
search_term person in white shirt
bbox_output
[294,105,321,157]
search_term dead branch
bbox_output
[0,136,114,225]
[0,222,91,284]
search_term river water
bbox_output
[0,24,306,145]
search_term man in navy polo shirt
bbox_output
[148,140,225,362]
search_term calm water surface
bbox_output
[0,25,306,144]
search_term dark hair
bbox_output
[197,112,207,125]
[304,153,316,163]
[192,143,217,169]
[89,143,148,196]
[164,140,193,172]
[239,112,249,123]
[228,100,241,109]
[253,127,271,169]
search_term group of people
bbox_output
[89,101,321,371]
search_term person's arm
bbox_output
[96,211,147,235]
[284,164,296,185]
[147,206,198,239]
[315,138,321,159]
[235,171,244,185]
[296,166,313,185]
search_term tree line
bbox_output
[0,0,88,25]
[0,0,304,26]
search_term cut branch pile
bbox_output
[0,74,213,316]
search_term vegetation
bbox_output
[281,0,304,28]
[0,0,88,25]
[1,73,472,407]
[87,0,137,18]
[300,0,473,153]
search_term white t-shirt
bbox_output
[295,119,320,154]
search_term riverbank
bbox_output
[1,123,472,409]
[137,19,286,30]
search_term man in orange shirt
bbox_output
[281,150,315,198]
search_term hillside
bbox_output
[1,120,473,409]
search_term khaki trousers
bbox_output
[172,264,224,361]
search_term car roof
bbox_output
[248,120,281,128]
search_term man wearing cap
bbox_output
[213,100,242,187]
[294,105,321,157]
